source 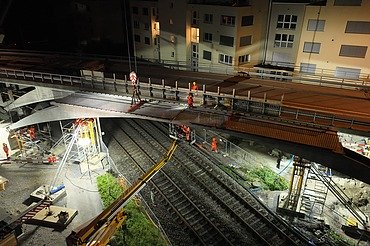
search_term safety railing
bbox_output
[1,66,370,133]
[197,129,264,168]
[2,49,369,89]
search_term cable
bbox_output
[278,154,294,175]
[63,168,99,193]
[122,0,132,71]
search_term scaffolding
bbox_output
[300,163,330,220]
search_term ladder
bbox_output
[18,200,52,224]
[300,163,330,220]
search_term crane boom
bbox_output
[66,140,178,246]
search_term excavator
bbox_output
[66,140,177,246]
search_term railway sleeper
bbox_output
[179,205,195,215]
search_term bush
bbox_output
[245,166,288,191]
[96,173,167,246]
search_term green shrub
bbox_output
[245,166,288,191]
[96,173,167,246]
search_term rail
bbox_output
[0,67,369,134]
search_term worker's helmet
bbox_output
[193,81,196,85]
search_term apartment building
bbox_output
[131,0,370,78]
[131,0,269,72]
[131,0,159,60]
[264,1,308,67]
[295,0,370,78]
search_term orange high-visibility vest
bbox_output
[211,137,217,151]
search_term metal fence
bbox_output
[196,129,264,168]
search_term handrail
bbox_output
[310,164,368,228]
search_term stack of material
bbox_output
[0,176,8,191]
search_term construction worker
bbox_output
[276,152,283,169]
[191,81,199,91]
[187,93,194,108]
[28,126,36,141]
[2,143,9,159]
[130,71,141,104]
[48,154,57,164]
[182,125,190,141]
[211,137,218,152]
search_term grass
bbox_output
[96,173,167,246]
[243,166,288,191]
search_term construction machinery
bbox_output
[66,140,177,246]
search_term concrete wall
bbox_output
[265,3,306,67]
[296,0,370,77]
[189,0,268,71]
[158,0,188,63]
[130,1,158,60]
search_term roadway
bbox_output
[1,49,369,125]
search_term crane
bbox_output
[66,140,178,246]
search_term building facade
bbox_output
[295,0,370,78]
[131,0,269,72]
[131,0,370,78]
[264,2,307,67]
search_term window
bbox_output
[238,54,250,64]
[133,20,140,29]
[169,19,173,25]
[339,45,367,58]
[142,7,149,16]
[203,50,212,61]
[334,0,362,6]
[274,34,294,48]
[192,44,199,58]
[204,14,213,24]
[192,11,199,26]
[221,15,235,26]
[144,23,149,30]
[134,35,140,43]
[191,27,199,43]
[220,35,234,47]
[170,2,174,8]
[335,67,361,79]
[345,21,370,34]
[171,52,175,58]
[277,15,297,29]
[132,6,138,14]
[307,19,325,31]
[145,37,150,45]
[204,32,213,42]
[303,42,321,53]
[241,16,253,26]
[219,54,233,65]
[240,35,252,47]
[300,63,316,74]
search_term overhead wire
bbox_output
[122,0,132,72]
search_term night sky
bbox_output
[1,0,131,56]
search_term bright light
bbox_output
[78,137,90,147]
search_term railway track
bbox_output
[103,118,310,245]
[104,119,235,245]
[127,118,310,246]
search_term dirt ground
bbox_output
[236,139,370,245]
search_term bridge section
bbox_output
[0,67,369,183]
